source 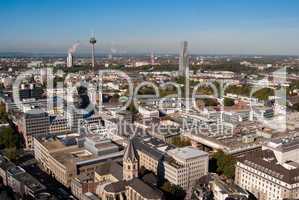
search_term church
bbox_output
[96,138,164,200]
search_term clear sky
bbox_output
[1,0,299,55]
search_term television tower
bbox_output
[89,34,97,68]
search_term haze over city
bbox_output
[1,0,299,55]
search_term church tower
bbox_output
[123,138,138,181]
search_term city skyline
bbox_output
[2,2,299,200]
[1,0,299,55]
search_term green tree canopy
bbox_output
[0,127,16,149]
[171,136,191,147]
[160,182,186,200]
[253,88,274,101]
[224,97,235,107]
[213,151,236,179]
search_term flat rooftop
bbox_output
[39,135,123,169]
[266,137,299,152]
[50,147,96,168]
[42,139,66,151]
[168,146,208,160]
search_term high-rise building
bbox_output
[67,52,73,68]
[179,41,189,76]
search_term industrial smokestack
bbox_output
[67,42,80,68]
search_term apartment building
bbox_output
[71,174,97,200]
[6,166,46,198]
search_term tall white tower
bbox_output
[67,52,73,68]
[90,35,97,68]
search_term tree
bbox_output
[170,184,186,200]
[0,102,7,122]
[171,136,191,147]
[138,87,156,95]
[176,76,186,85]
[0,127,20,161]
[253,88,274,101]
[212,151,236,179]
[0,127,16,149]
[222,156,236,178]
[4,147,17,161]
[291,103,299,111]
[225,85,251,96]
[160,181,172,193]
[0,102,5,114]
[195,86,214,95]
[160,182,186,200]
[203,98,218,107]
[224,98,235,107]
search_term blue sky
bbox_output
[0,0,299,54]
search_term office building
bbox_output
[165,146,209,190]
[33,135,123,187]
[235,137,299,200]
[19,109,50,149]
[132,136,209,190]
[179,41,189,76]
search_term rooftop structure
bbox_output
[167,146,208,161]
[235,140,299,200]
[263,136,299,163]
[34,134,124,187]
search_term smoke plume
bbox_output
[68,42,80,53]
